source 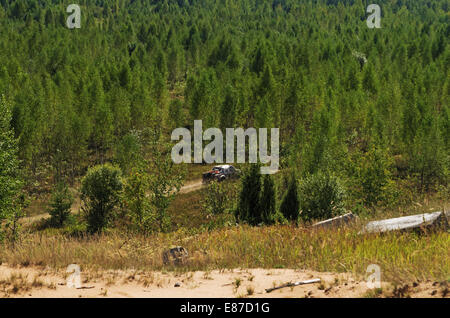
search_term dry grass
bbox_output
[168,188,207,230]
[1,221,448,285]
[0,272,58,296]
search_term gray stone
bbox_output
[361,211,448,234]
[312,212,357,229]
[162,246,189,265]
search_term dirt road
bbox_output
[179,180,204,194]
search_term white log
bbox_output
[361,211,448,234]
[312,212,357,229]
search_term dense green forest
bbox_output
[0,0,448,222]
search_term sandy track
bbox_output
[0,265,446,298]
[179,180,204,194]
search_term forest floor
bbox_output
[0,264,447,298]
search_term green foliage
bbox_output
[280,175,300,222]
[0,0,447,222]
[359,147,393,207]
[0,96,23,242]
[124,168,154,234]
[260,174,277,225]
[121,128,185,234]
[236,164,262,225]
[115,131,143,176]
[169,99,185,130]
[235,165,279,225]
[48,182,74,227]
[80,164,123,234]
[299,173,346,222]
[410,117,447,191]
[202,180,238,230]
[203,180,237,216]
[146,134,185,232]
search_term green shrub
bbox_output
[203,180,237,216]
[80,164,123,234]
[235,164,262,225]
[280,176,300,222]
[299,173,346,222]
[48,182,74,227]
[203,179,238,230]
[360,147,392,207]
[124,168,155,234]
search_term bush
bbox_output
[203,179,238,230]
[280,175,300,222]
[124,168,155,234]
[80,164,123,234]
[360,147,392,207]
[203,180,237,216]
[299,173,346,222]
[260,174,277,224]
[48,182,74,227]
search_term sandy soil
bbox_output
[179,180,204,194]
[0,264,447,298]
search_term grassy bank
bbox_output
[1,222,448,285]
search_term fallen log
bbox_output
[361,211,448,234]
[265,278,321,293]
[312,212,357,229]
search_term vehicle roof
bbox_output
[214,165,232,169]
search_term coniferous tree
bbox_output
[260,174,276,224]
[236,164,262,225]
[48,182,73,227]
[280,175,299,222]
[0,0,447,221]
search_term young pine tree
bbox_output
[280,175,300,223]
[236,164,262,225]
[48,182,74,227]
[260,174,276,225]
[360,147,392,207]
